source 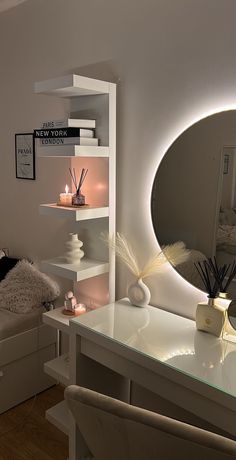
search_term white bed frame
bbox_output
[0,323,56,414]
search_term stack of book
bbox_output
[34,118,98,146]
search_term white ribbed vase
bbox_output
[65,233,84,264]
[127,278,151,308]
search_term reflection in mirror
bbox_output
[228,300,236,331]
[151,110,236,297]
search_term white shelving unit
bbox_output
[46,401,70,435]
[43,307,70,335]
[37,145,109,158]
[35,73,116,439]
[34,74,110,97]
[41,258,109,282]
[44,354,69,386]
[39,204,109,221]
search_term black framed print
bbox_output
[15,133,35,180]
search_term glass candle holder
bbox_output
[72,193,85,206]
[74,303,86,315]
[59,192,73,206]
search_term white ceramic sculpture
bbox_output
[65,233,84,264]
[127,278,151,308]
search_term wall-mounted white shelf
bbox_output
[43,307,70,334]
[46,401,69,435]
[41,258,109,282]
[40,204,109,221]
[37,145,109,158]
[44,353,69,386]
[34,74,110,97]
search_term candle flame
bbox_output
[65,184,69,194]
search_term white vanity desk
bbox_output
[69,299,236,459]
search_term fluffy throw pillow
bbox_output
[0,260,60,313]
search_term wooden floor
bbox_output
[0,385,68,460]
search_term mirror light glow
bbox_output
[145,104,236,307]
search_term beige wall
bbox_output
[2,0,236,317]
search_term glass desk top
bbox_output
[71,299,236,398]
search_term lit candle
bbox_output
[59,185,73,206]
[74,303,86,315]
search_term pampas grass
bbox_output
[106,233,140,277]
[162,242,191,267]
[101,233,190,280]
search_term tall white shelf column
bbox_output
[34,74,116,437]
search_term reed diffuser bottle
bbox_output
[195,259,226,338]
[69,167,88,206]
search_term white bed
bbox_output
[0,258,60,414]
[0,306,56,414]
[0,307,44,340]
[217,224,236,254]
[216,208,236,265]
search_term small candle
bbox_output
[74,303,86,315]
[59,185,73,206]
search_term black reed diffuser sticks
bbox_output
[77,168,88,195]
[207,257,230,294]
[69,167,77,191]
[69,167,88,206]
[194,260,219,298]
[194,258,236,298]
[218,260,236,294]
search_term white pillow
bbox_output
[219,208,236,226]
[0,249,6,259]
[0,260,60,313]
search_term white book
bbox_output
[34,128,94,138]
[39,137,98,146]
[40,118,96,129]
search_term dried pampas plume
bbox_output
[101,233,190,280]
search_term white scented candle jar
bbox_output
[59,185,73,206]
[74,303,86,315]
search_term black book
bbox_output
[34,127,94,138]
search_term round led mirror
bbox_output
[151,110,236,297]
[227,299,236,331]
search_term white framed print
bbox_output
[15,133,35,180]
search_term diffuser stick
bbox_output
[81,168,88,187]
[204,260,218,297]
[194,261,218,298]
[208,258,229,292]
[195,262,210,291]
[77,168,84,194]
[76,168,88,195]
[223,261,236,292]
[73,168,77,189]
[69,168,77,190]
